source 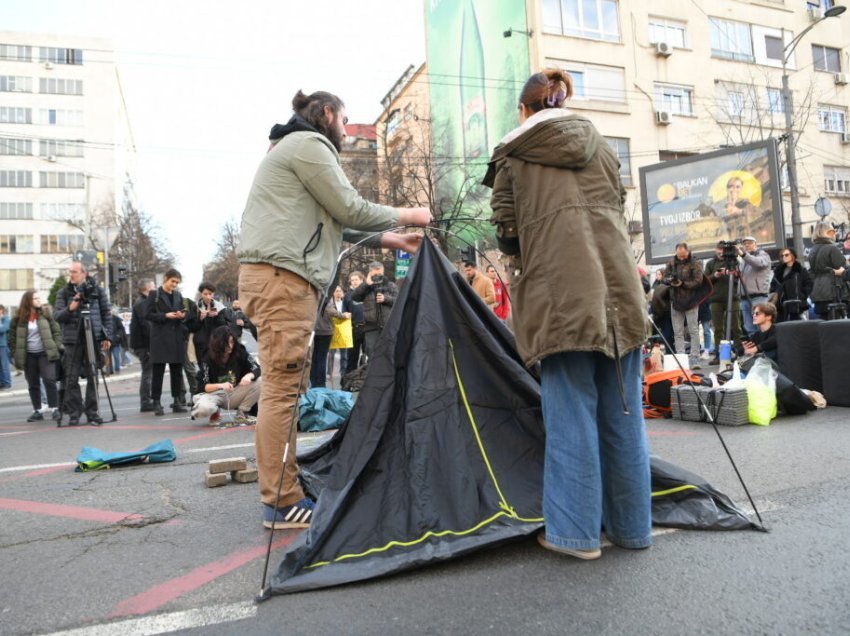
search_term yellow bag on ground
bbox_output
[330,316,353,350]
[746,383,776,426]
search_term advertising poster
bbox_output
[639,141,784,264]
[424,0,530,218]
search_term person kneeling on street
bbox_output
[192,325,261,425]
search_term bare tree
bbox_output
[201,219,240,301]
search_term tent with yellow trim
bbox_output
[270,239,754,595]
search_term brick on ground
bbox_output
[208,457,248,474]
[232,467,258,483]
[205,471,228,487]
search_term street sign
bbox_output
[814,197,832,218]
[396,249,411,279]
[74,250,98,270]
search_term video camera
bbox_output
[74,277,98,304]
[719,239,743,269]
[661,272,679,286]
[371,274,386,294]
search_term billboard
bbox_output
[424,0,530,228]
[639,140,784,264]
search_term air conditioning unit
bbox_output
[808,6,824,21]
[46,155,57,162]
[43,62,53,70]
[834,73,849,86]
[627,220,644,235]
[841,132,850,144]
[655,111,673,126]
[655,41,673,57]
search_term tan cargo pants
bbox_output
[239,264,318,508]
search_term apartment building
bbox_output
[0,31,133,309]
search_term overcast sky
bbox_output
[2,0,427,295]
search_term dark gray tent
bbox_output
[269,239,755,595]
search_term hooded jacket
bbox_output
[9,310,63,368]
[807,237,849,302]
[483,109,647,366]
[666,252,705,311]
[238,115,400,292]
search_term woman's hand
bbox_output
[239,373,254,387]
[220,382,234,391]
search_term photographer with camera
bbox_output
[771,247,812,322]
[54,262,112,425]
[666,243,705,370]
[704,241,743,364]
[736,237,771,336]
[351,261,398,359]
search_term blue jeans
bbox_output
[540,349,652,550]
[701,321,714,353]
[0,345,10,386]
[741,295,768,337]
[110,344,122,373]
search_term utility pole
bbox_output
[781,6,846,257]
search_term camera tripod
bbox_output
[827,276,850,321]
[57,304,117,427]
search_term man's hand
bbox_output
[834,267,845,277]
[220,382,234,392]
[342,312,352,319]
[397,207,433,227]
[381,232,424,254]
[742,340,757,355]
[236,319,245,326]
[376,293,385,304]
[69,294,81,311]
[239,373,254,387]
[101,340,111,352]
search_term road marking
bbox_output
[40,601,257,636]
[0,497,143,523]
[0,430,34,437]
[108,534,298,618]
[185,442,254,454]
[0,461,76,474]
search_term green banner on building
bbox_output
[425,0,530,246]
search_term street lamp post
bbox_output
[781,5,845,257]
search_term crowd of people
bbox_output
[649,224,850,367]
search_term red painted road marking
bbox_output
[109,533,298,618]
[0,497,143,523]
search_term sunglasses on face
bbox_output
[752,311,762,316]
[782,253,791,257]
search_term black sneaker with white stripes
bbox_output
[263,498,315,530]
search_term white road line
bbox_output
[0,461,75,474]
[185,443,255,454]
[39,601,257,636]
[0,431,34,437]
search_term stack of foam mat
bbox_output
[777,320,850,406]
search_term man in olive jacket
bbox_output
[704,243,742,362]
[237,89,430,530]
[54,262,112,425]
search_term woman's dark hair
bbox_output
[519,68,573,113]
[208,325,235,367]
[164,268,182,281]
[17,289,38,323]
[292,89,345,139]
[784,247,798,261]
[198,281,216,293]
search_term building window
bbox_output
[0,75,33,93]
[41,234,86,254]
[766,88,784,114]
[648,17,686,48]
[0,44,33,62]
[812,45,841,72]
[39,139,84,158]
[548,59,626,102]
[824,166,850,196]
[38,109,83,126]
[0,106,32,124]
[39,47,83,65]
[709,18,754,62]
[0,137,32,155]
[763,35,784,61]
[0,269,34,290]
[0,171,32,187]
[655,83,694,116]
[604,137,632,186]
[728,91,745,117]
[39,172,85,188]
[818,105,847,132]
[40,202,85,221]
[0,235,34,254]
[542,0,620,42]
[0,202,33,219]
[38,78,83,96]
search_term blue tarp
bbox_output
[75,439,177,472]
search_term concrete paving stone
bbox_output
[232,468,258,483]
[208,457,248,474]
[204,471,229,487]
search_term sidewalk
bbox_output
[0,365,143,400]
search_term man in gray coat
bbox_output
[737,237,772,337]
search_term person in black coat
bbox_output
[743,302,778,362]
[54,261,112,425]
[188,281,230,369]
[130,280,156,411]
[145,268,189,415]
[770,247,813,322]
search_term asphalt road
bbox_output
[1,371,848,635]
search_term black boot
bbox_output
[172,404,188,413]
[154,402,164,416]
